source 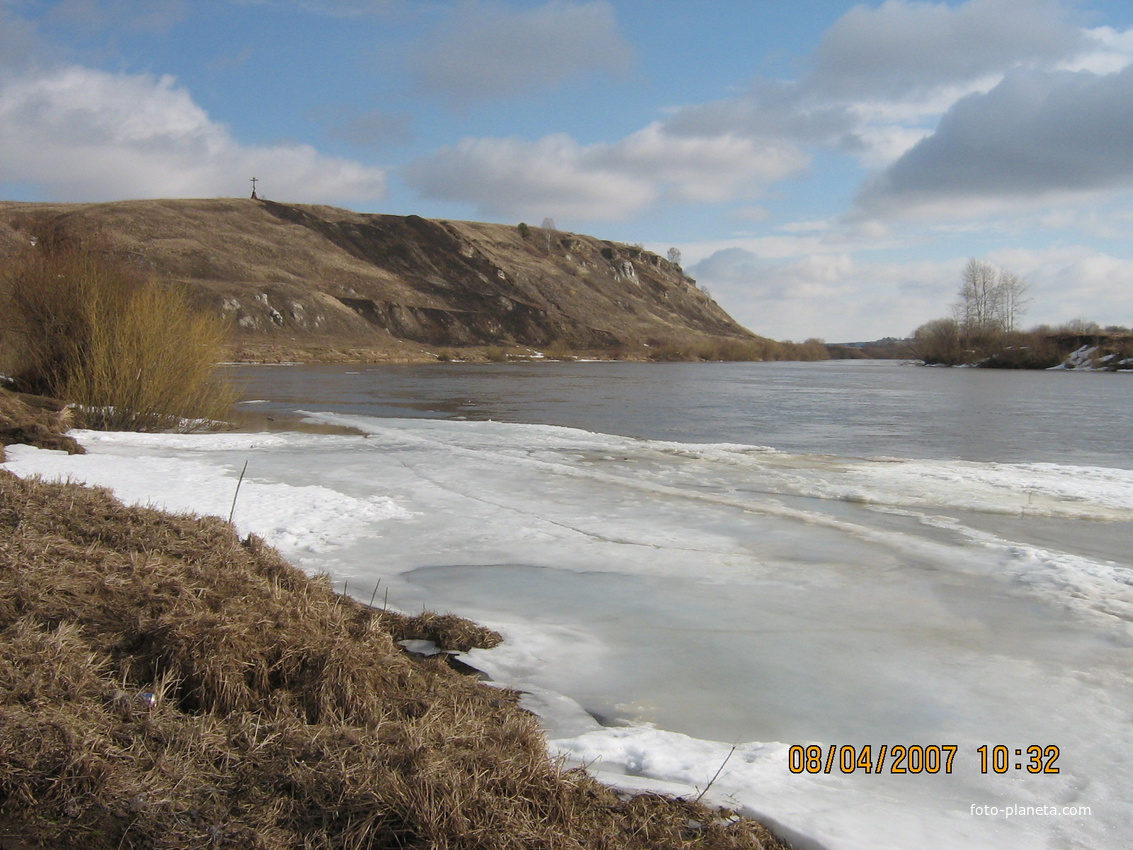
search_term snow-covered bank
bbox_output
[1048,344,1133,371]
[5,417,1131,849]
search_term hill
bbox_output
[0,199,761,362]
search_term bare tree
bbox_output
[954,258,1001,334]
[997,269,1029,333]
[541,217,556,250]
[953,259,1029,336]
[667,246,682,266]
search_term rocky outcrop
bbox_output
[0,198,757,359]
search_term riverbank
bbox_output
[908,326,1133,370]
[225,337,832,366]
[0,393,792,849]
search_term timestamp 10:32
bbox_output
[787,744,1061,775]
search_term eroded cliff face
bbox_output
[0,198,756,358]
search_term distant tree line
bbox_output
[911,258,1131,368]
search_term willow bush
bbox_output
[1,237,235,431]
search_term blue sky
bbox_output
[2,0,1132,341]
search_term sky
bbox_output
[2,0,1132,342]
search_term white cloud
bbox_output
[0,5,42,72]
[664,0,1126,176]
[405,133,653,221]
[1061,25,1133,74]
[1037,205,1133,240]
[688,249,966,341]
[981,245,1133,326]
[676,222,899,266]
[411,0,634,104]
[728,206,771,223]
[405,122,809,222]
[776,219,833,235]
[600,122,808,203]
[0,65,387,203]
[856,64,1133,217]
[226,0,395,15]
[663,79,852,152]
[807,0,1087,101]
[404,0,1133,233]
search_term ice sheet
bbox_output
[4,416,1130,850]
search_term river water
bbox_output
[227,358,1133,467]
[6,360,1131,849]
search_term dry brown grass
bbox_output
[0,471,790,850]
[0,388,84,460]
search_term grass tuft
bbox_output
[0,388,84,458]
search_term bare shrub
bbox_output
[62,281,236,431]
[1,235,235,431]
[909,317,963,365]
[0,244,113,396]
[775,338,828,361]
[540,338,577,361]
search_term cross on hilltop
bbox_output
[250,177,259,200]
